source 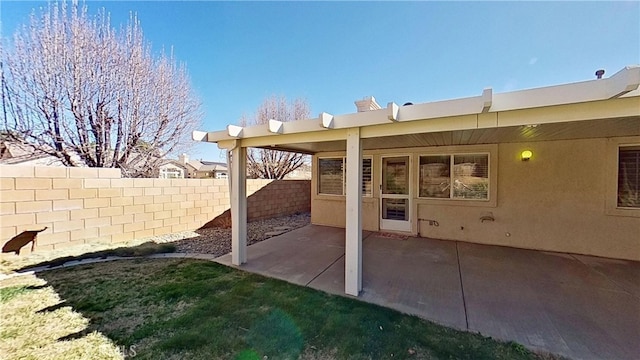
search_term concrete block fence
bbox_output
[0,166,310,252]
[246,180,311,220]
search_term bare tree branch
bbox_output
[0,1,202,177]
[242,95,310,179]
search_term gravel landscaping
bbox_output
[169,212,311,256]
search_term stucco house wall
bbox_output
[311,135,640,261]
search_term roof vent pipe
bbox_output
[595,69,605,79]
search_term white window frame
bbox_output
[317,156,373,197]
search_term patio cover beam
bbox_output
[230,145,247,265]
[344,127,363,296]
[194,65,640,148]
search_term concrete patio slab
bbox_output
[359,235,466,330]
[572,254,640,298]
[458,243,640,359]
[304,252,346,295]
[215,225,350,287]
[214,225,640,360]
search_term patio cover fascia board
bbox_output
[209,95,639,153]
[193,65,640,151]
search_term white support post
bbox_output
[231,146,247,265]
[345,127,363,296]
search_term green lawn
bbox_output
[0,258,561,360]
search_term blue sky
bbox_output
[2,1,639,161]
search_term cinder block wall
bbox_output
[247,180,311,220]
[0,166,310,252]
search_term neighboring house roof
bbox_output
[199,161,228,172]
[0,141,27,159]
[175,154,227,175]
[0,141,64,166]
[0,137,162,168]
[194,65,640,153]
[159,160,189,172]
[185,159,203,171]
[0,152,52,165]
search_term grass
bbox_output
[0,285,29,303]
[0,277,123,359]
[0,258,562,360]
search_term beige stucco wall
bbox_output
[311,136,640,261]
[313,197,379,231]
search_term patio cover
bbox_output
[194,65,640,296]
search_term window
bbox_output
[318,157,372,196]
[361,158,372,196]
[618,146,640,208]
[318,158,343,195]
[160,167,184,179]
[419,155,450,198]
[382,157,408,195]
[419,153,489,200]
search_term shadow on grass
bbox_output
[27,258,563,360]
[16,241,177,272]
[35,300,68,314]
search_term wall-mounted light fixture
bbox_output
[521,150,533,161]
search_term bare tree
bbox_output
[0,1,201,177]
[241,96,310,179]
